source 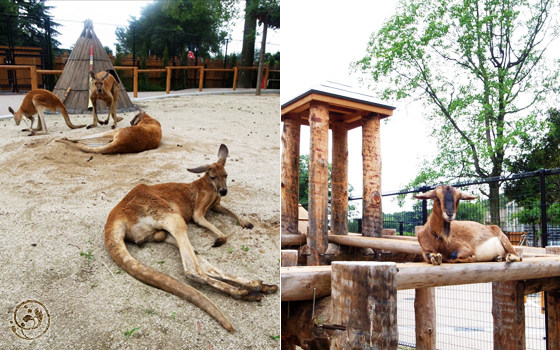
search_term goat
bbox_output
[8,89,86,135]
[413,185,521,265]
[88,70,123,129]
[104,144,277,332]
[56,110,161,154]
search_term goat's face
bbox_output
[90,71,110,94]
[413,185,478,222]
[187,144,229,196]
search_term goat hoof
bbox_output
[430,253,442,265]
[495,255,503,262]
[261,284,278,294]
[212,237,227,247]
[506,254,521,262]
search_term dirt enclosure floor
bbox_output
[0,93,280,349]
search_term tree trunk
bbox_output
[281,115,301,235]
[331,120,348,235]
[255,16,267,95]
[362,114,382,237]
[238,0,257,88]
[489,182,501,225]
[308,101,330,266]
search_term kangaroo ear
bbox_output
[8,107,14,115]
[460,192,478,201]
[89,71,96,80]
[187,165,208,174]
[101,71,110,80]
[217,144,228,164]
[413,189,436,200]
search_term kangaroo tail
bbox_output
[105,220,234,332]
[57,102,86,129]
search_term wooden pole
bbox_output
[133,66,138,98]
[492,280,525,350]
[415,288,436,350]
[232,66,238,91]
[166,66,171,94]
[263,66,270,90]
[282,250,298,267]
[362,113,382,237]
[198,66,204,92]
[29,66,37,90]
[330,262,398,349]
[547,290,560,349]
[281,115,301,236]
[308,101,329,266]
[331,120,348,235]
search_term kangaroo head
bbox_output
[8,106,23,126]
[90,71,110,94]
[187,144,229,196]
[413,185,478,222]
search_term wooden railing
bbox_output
[0,65,278,97]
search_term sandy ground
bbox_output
[0,92,280,349]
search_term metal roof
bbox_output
[281,81,396,111]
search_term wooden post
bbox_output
[547,290,560,349]
[29,66,37,91]
[166,66,171,94]
[133,66,138,98]
[263,66,270,90]
[281,115,301,236]
[198,66,204,92]
[415,288,436,350]
[362,113,382,237]
[232,66,238,91]
[331,120,348,235]
[492,280,525,350]
[331,262,398,349]
[281,250,298,267]
[308,101,329,266]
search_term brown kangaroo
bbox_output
[88,70,122,129]
[104,144,278,332]
[8,89,86,135]
[56,110,162,154]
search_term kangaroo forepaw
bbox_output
[212,237,227,247]
[506,253,522,262]
[429,253,443,266]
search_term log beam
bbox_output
[308,101,329,266]
[327,235,422,255]
[281,114,301,235]
[362,113,382,237]
[492,280,525,350]
[547,290,560,350]
[330,262,398,349]
[331,120,348,235]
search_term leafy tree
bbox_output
[116,0,233,60]
[104,46,113,56]
[161,46,169,88]
[353,0,560,224]
[139,42,149,90]
[114,44,124,66]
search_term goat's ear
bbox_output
[217,144,228,164]
[459,192,478,201]
[89,71,96,80]
[413,190,436,200]
[8,107,14,115]
[187,165,208,174]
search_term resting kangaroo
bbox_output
[8,89,86,135]
[88,70,122,129]
[104,144,278,332]
[56,110,162,154]
[414,185,521,265]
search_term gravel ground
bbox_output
[0,93,280,349]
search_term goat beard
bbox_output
[442,221,451,237]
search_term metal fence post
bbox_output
[399,221,404,236]
[540,169,548,248]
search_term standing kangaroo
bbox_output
[56,110,162,154]
[104,144,278,332]
[8,89,86,135]
[88,70,122,129]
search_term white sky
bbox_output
[282,0,437,213]
[46,1,280,57]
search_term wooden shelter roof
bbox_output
[281,81,396,130]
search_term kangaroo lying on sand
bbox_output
[88,70,123,129]
[8,89,86,135]
[104,144,278,332]
[56,111,162,154]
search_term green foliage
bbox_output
[104,46,113,56]
[241,244,249,252]
[353,0,560,212]
[114,44,123,66]
[122,327,140,339]
[80,250,94,265]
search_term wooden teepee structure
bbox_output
[53,20,136,114]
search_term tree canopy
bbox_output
[115,0,235,59]
[353,0,560,223]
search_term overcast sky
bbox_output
[46,1,280,57]
[282,0,438,213]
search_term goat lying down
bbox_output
[414,185,521,265]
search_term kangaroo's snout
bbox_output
[218,189,228,197]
